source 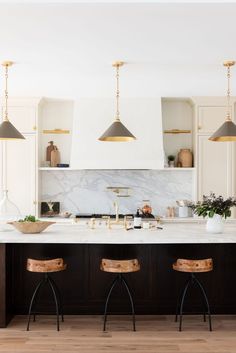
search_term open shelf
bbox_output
[162,98,194,167]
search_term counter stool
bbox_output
[100,258,140,331]
[173,258,213,331]
[26,258,67,331]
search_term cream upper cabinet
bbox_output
[197,135,232,198]
[197,106,227,134]
[193,97,236,203]
[0,98,40,133]
[3,134,37,216]
[0,98,40,217]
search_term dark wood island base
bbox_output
[0,243,236,327]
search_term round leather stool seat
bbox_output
[173,258,213,273]
[100,258,140,273]
[26,258,67,273]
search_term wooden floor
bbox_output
[0,315,236,352]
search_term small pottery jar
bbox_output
[178,149,193,168]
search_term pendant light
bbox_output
[98,61,136,142]
[0,61,25,140]
[209,60,236,141]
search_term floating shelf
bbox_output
[163,167,196,171]
[39,167,74,171]
[43,129,70,134]
[39,167,196,171]
[164,129,191,134]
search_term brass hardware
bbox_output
[198,126,202,130]
[112,61,124,68]
[89,217,96,229]
[43,129,70,134]
[223,61,235,67]
[33,126,37,131]
[164,129,191,134]
[2,61,13,67]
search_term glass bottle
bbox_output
[0,190,21,230]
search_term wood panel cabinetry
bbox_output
[193,97,236,202]
[0,99,39,217]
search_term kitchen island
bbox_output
[0,222,236,327]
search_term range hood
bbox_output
[70,97,165,170]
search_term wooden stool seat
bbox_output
[173,258,213,273]
[27,258,67,273]
[100,258,140,273]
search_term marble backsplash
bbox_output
[41,170,195,217]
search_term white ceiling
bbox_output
[0,2,236,99]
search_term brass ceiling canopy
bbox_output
[98,61,136,142]
[209,60,236,142]
[0,61,25,140]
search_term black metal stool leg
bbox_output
[26,278,45,331]
[48,276,60,331]
[103,276,119,332]
[179,277,191,332]
[175,278,191,323]
[121,275,136,332]
[49,277,64,322]
[193,275,212,331]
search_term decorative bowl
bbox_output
[8,221,55,234]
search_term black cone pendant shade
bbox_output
[0,120,25,140]
[98,61,136,142]
[209,60,236,142]
[0,61,25,140]
[99,119,136,141]
[209,120,236,141]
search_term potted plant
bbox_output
[191,193,236,233]
[168,155,175,168]
[8,215,55,234]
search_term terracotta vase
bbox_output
[178,149,193,168]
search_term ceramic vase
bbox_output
[178,149,193,167]
[206,214,224,234]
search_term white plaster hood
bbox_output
[70,97,165,169]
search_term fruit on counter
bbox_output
[18,215,39,222]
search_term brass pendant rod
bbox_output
[4,64,9,122]
[115,65,120,121]
[226,64,231,121]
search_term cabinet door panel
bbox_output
[4,106,36,133]
[0,135,36,216]
[198,135,232,199]
[198,106,227,134]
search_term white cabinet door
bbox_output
[6,106,36,133]
[0,134,37,217]
[197,135,232,199]
[197,106,227,134]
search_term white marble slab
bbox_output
[41,169,194,216]
[1,222,236,244]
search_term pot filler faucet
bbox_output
[106,186,132,228]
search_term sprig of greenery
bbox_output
[191,193,236,219]
[18,215,39,222]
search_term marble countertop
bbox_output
[0,222,236,244]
